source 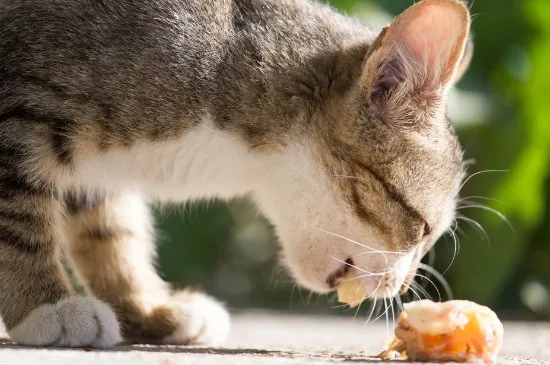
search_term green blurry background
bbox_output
[154,0,550,320]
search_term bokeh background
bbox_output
[154,0,550,320]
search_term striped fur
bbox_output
[0,0,471,347]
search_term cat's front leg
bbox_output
[0,155,120,347]
[64,191,230,345]
[9,297,119,348]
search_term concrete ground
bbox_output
[0,311,548,365]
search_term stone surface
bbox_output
[0,311,548,364]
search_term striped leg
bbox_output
[64,191,230,345]
[0,145,119,347]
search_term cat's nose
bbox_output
[326,257,354,288]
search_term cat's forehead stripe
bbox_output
[350,183,390,235]
[351,158,426,225]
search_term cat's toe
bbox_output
[8,296,120,348]
[161,291,230,345]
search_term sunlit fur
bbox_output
[0,0,472,347]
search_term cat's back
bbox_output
[0,0,231,81]
[0,0,239,131]
[0,0,370,133]
[0,0,367,80]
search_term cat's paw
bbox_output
[160,291,230,345]
[8,296,120,348]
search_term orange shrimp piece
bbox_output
[379,300,503,363]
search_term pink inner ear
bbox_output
[393,2,469,83]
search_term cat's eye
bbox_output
[423,223,432,237]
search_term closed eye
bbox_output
[423,222,432,237]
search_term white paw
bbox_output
[161,292,230,345]
[9,297,120,348]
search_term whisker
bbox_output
[289,285,296,311]
[330,256,406,282]
[455,222,466,239]
[443,227,459,275]
[327,292,338,305]
[330,256,372,275]
[316,227,405,261]
[449,218,458,232]
[342,272,385,280]
[459,169,508,192]
[370,297,391,325]
[451,219,463,256]
[384,295,389,338]
[389,295,396,334]
[354,250,405,257]
[297,286,307,307]
[411,281,432,301]
[331,303,354,310]
[342,266,401,280]
[456,214,490,242]
[339,253,409,283]
[452,215,461,234]
[307,291,314,307]
[401,283,423,301]
[457,204,515,232]
[347,282,365,313]
[331,296,367,310]
[365,298,378,326]
[359,281,382,307]
[415,273,442,302]
[376,297,385,317]
[395,294,404,312]
[331,281,381,309]
[353,293,365,320]
[459,195,507,205]
[420,247,436,291]
[419,263,453,300]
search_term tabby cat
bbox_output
[0,0,471,347]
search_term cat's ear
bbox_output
[451,35,474,85]
[363,0,471,107]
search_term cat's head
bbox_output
[255,0,472,300]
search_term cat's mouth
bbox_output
[326,257,354,288]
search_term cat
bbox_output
[0,0,472,347]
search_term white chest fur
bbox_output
[73,119,274,201]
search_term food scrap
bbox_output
[336,275,368,308]
[378,300,503,363]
